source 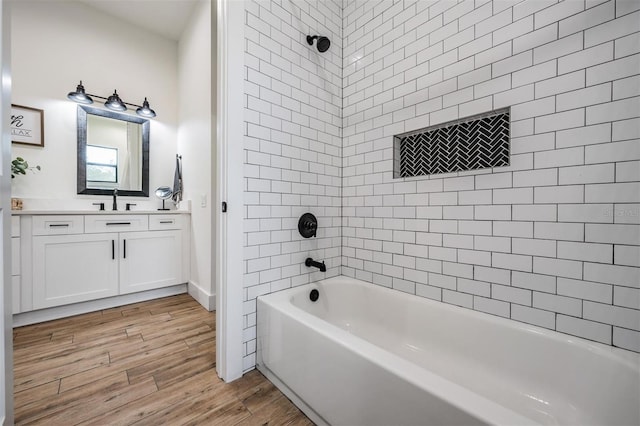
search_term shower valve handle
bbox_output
[298,213,318,238]
[302,220,317,230]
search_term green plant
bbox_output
[11,157,41,179]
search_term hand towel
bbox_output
[172,155,182,204]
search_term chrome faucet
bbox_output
[112,188,118,211]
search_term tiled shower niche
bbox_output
[395,109,510,178]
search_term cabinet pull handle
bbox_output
[49,224,70,227]
[123,239,126,259]
[106,222,131,226]
[159,220,173,224]
[112,240,115,260]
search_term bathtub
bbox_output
[256,276,640,426]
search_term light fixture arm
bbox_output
[83,93,144,109]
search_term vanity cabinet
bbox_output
[11,216,22,314]
[33,233,119,309]
[119,230,182,294]
[14,212,189,313]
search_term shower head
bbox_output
[316,36,330,52]
[307,35,331,53]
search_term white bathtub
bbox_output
[256,276,640,426]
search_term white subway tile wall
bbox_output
[243,0,342,370]
[342,0,640,352]
[242,0,640,367]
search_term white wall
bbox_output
[342,0,640,352]
[242,0,343,369]
[178,0,214,307]
[10,1,179,206]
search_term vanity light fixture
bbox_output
[136,98,156,118]
[66,81,93,104]
[66,80,157,118]
[104,90,127,112]
[104,90,127,111]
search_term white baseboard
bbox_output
[188,280,215,311]
[13,284,187,327]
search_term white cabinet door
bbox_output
[12,276,21,314]
[119,230,183,294]
[32,234,119,309]
[11,237,20,275]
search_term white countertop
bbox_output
[11,210,190,215]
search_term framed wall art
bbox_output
[11,104,44,147]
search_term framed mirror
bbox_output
[77,105,149,197]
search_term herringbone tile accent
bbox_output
[397,110,510,177]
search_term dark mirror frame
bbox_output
[77,105,150,197]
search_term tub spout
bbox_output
[305,257,326,272]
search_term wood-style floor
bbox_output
[13,293,313,425]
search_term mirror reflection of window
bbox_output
[87,145,118,186]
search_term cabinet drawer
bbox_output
[85,215,149,233]
[149,215,183,230]
[11,216,20,237]
[33,215,85,235]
